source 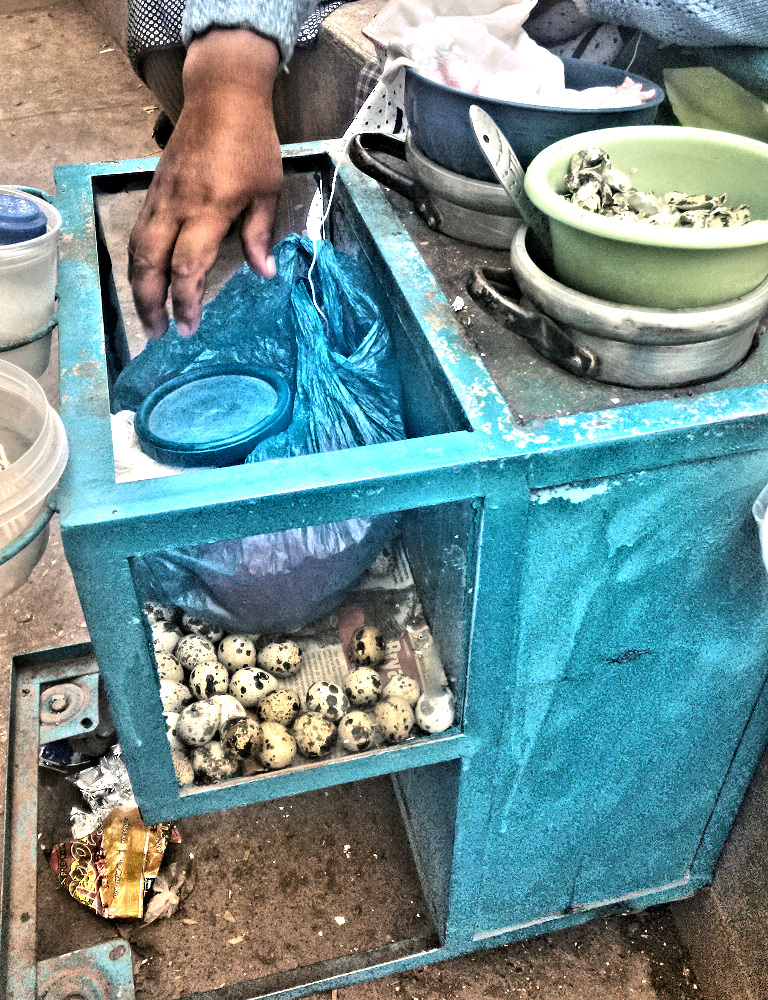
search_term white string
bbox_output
[624,30,643,73]
[307,135,352,330]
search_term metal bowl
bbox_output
[467,226,768,388]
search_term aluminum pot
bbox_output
[348,131,520,249]
[466,226,768,388]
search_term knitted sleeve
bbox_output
[576,0,768,48]
[181,0,319,65]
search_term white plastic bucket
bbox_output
[0,187,61,379]
[0,359,68,598]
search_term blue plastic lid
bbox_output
[0,193,48,245]
[134,364,293,468]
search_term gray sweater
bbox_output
[182,0,317,64]
[127,0,317,73]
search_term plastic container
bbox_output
[0,359,68,598]
[0,186,61,378]
[134,364,294,468]
[404,58,664,183]
[524,126,768,308]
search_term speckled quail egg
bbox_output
[337,711,376,754]
[155,652,185,684]
[144,601,179,625]
[159,680,194,714]
[152,621,182,655]
[381,675,420,707]
[257,640,303,677]
[189,660,230,700]
[164,712,186,752]
[415,689,455,734]
[348,625,386,667]
[257,688,301,727]
[172,750,195,786]
[305,680,349,722]
[293,712,337,759]
[344,666,382,708]
[221,716,262,759]
[228,667,278,708]
[175,634,218,672]
[209,693,247,733]
[257,722,297,770]
[181,613,225,644]
[176,699,220,746]
[190,741,240,783]
[374,697,415,744]
[217,634,257,672]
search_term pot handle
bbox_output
[348,133,443,231]
[467,266,598,379]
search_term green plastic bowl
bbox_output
[524,125,768,308]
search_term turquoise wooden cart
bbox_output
[3,139,768,998]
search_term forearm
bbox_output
[181,0,318,66]
[572,0,768,48]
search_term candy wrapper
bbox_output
[50,806,177,919]
[67,744,133,839]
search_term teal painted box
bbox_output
[53,141,768,959]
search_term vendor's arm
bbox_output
[572,0,767,48]
[128,0,315,340]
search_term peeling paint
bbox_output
[532,482,611,504]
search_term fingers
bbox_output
[168,215,232,337]
[241,193,280,279]
[128,213,179,339]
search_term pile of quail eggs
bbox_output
[148,606,455,787]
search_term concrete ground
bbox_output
[0,1,765,998]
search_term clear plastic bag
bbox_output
[115,235,405,633]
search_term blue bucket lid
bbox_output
[0,193,48,245]
[134,364,293,468]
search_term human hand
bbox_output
[128,29,282,338]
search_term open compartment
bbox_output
[53,144,509,821]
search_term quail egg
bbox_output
[220,717,263,759]
[152,621,182,655]
[257,722,297,770]
[415,689,455,734]
[176,699,220,746]
[175,634,218,672]
[305,680,349,722]
[257,688,301,727]
[181,613,225,644]
[172,750,195,786]
[144,601,179,625]
[374,697,415,744]
[155,652,184,684]
[381,675,420,707]
[190,741,240,783]
[209,693,247,732]
[348,625,386,667]
[189,660,230,700]
[159,680,194,714]
[217,634,257,672]
[337,711,376,754]
[229,667,278,707]
[344,666,382,708]
[294,712,337,759]
[165,712,186,752]
[257,640,303,677]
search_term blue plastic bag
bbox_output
[115,235,404,633]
